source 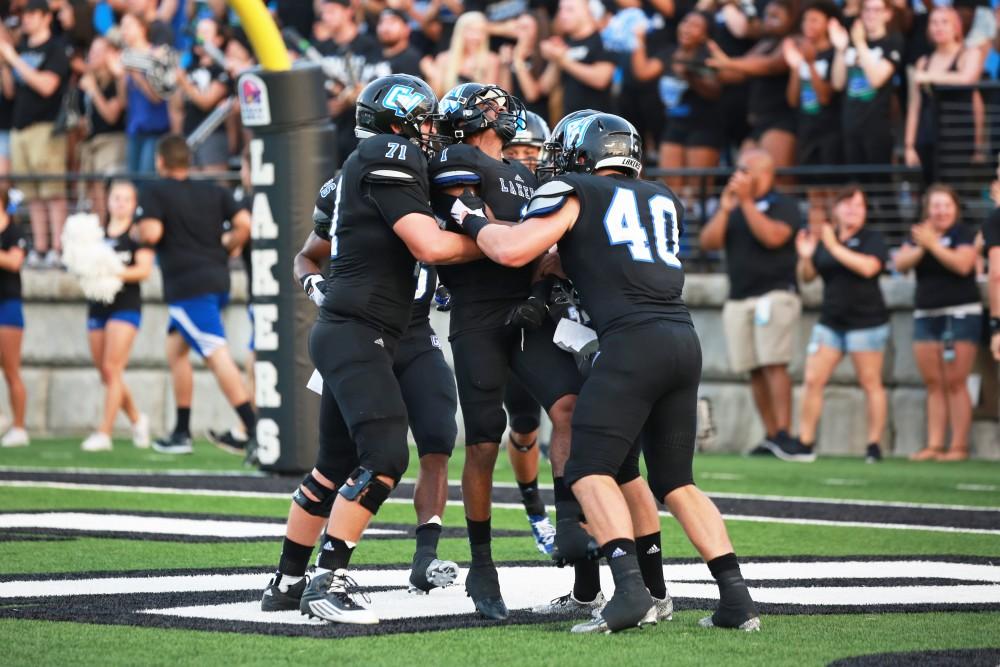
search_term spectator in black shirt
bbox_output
[699,149,803,458]
[793,186,890,463]
[0,187,28,449]
[985,165,1000,363]
[497,13,550,119]
[894,184,980,462]
[80,180,155,453]
[137,135,254,456]
[538,0,615,118]
[0,0,70,269]
[174,17,231,173]
[376,9,423,77]
[77,36,125,223]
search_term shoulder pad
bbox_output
[429,143,482,187]
[523,179,575,220]
[358,134,426,184]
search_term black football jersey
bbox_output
[524,172,691,335]
[314,134,434,339]
[428,143,538,336]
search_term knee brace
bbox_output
[509,433,537,453]
[292,473,337,517]
[338,467,394,515]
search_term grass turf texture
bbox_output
[2,441,999,664]
[4,438,1000,507]
[3,612,1000,667]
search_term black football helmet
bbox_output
[561,113,643,178]
[536,108,598,181]
[506,110,550,148]
[437,83,526,143]
[355,74,439,147]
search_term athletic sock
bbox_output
[707,552,757,625]
[572,559,601,603]
[517,477,546,516]
[636,532,666,599]
[235,402,257,439]
[602,538,642,589]
[414,519,443,557]
[467,517,492,563]
[174,407,191,437]
[707,552,741,582]
[277,537,314,578]
[316,534,355,572]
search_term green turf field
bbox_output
[1,439,999,666]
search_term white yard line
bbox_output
[2,480,998,535]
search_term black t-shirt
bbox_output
[138,178,239,303]
[182,62,231,136]
[652,45,720,128]
[88,225,143,317]
[464,0,528,49]
[384,47,423,77]
[795,49,839,141]
[318,134,433,339]
[0,222,26,300]
[813,227,888,329]
[429,143,538,337]
[524,173,690,335]
[912,222,980,310]
[724,191,801,300]
[560,32,614,116]
[982,207,1000,254]
[841,33,902,134]
[12,35,70,129]
[82,78,125,137]
[0,88,13,131]
[317,33,381,123]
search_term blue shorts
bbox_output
[0,131,10,160]
[87,310,141,331]
[247,303,255,352]
[0,299,23,328]
[167,292,230,358]
[914,313,983,343]
[808,322,890,354]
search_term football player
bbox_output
[274,74,480,625]
[428,84,596,621]
[451,113,761,634]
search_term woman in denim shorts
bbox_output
[895,184,980,462]
[792,186,890,463]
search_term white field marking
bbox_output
[699,473,744,481]
[2,481,999,535]
[0,512,404,539]
[5,560,998,602]
[822,478,867,487]
[958,484,998,492]
[0,466,268,478]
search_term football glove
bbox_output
[449,189,491,240]
[505,295,547,331]
[434,283,453,312]
[301,273,326,307]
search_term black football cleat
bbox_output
[408,554,459,594]
[299,569,378,625]
[261,573,308,611]
[208,428,250,455]
[551,516,600,567]
[152,432,193,455]
[699,575,761,632]
[465,561,509,620]
[578,580,656,634]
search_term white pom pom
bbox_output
[61,213,125,304]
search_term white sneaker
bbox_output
[1,427,30,448]
[132,414,150,449]
[81,432,112,452]
[43,249,62,269]
[26,250,44,269]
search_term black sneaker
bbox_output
[261,572,308,611]
[762,435,816,463]
[408,554,459,594]
[582,580,656,634]
[299,568,377,624]
[152,432,193,455]
[208,429,250,455]
[745,439,776,457]
[465,561,509,620]
[865,443,883,464]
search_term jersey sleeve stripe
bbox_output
[432,170,481,185]
[368,169,418,181]
[523,195,569,220]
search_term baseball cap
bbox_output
[23,0,52,14]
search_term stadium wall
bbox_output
[17,271,1000,460]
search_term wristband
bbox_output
[301,273,322,293]
[991,317,1000,335]
[463,214,491,242]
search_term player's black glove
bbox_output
[548,278,583,324]
[449,189,491,241]
[434,283,452,312]
[301,273,326,307]
[505,295,547,331]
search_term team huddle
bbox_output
[261,72,760,635]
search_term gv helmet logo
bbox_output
[383,85,426,118]
[563,116,597,149]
